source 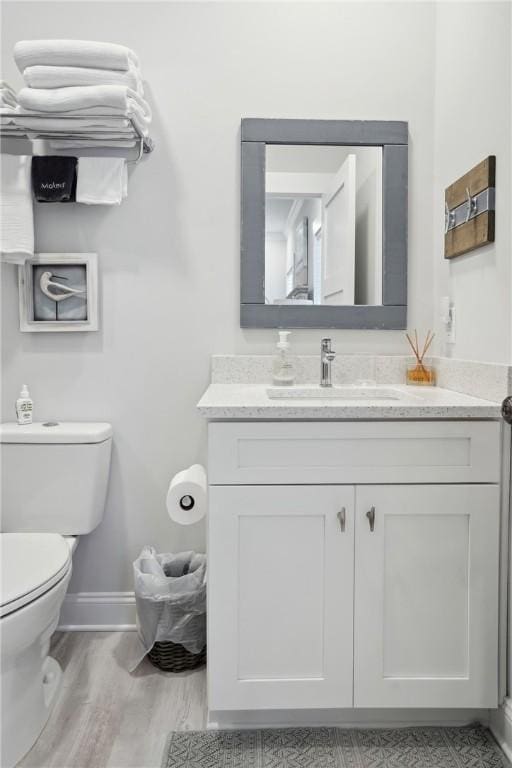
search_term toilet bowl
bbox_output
[0,534,74,768]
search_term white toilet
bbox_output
[0,421,112,768]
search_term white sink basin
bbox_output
[266,385,413,401]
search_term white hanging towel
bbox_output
[0,155,34,264]
[14,40,139,73]
[76,157,128,205]
[23,64,144,95]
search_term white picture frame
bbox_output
[18,253,99,332]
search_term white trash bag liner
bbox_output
[130,546,206,671]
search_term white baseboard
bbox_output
[208,708,490,731]
[490,698,512,762]
[58,591,136,631]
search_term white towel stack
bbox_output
[13,40,151,147]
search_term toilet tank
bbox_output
[0,422,112,535]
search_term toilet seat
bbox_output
[0,533,72,618]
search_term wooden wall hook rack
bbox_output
[444,155,495,259]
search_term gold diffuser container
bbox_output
[405,330,436,386]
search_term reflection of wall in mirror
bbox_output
[265,233,287,304]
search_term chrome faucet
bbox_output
[320,338,336,387]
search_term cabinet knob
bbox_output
[337,507,346,532]
[502,396,512,425]
[366,506,376,532]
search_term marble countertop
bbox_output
[197,383,501,420]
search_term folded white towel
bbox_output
[14,115,132,130]
[76,157,128,204]
[26,130,135,139]
[19,105,141,117]
[15,109,149,140]
[23,63,144,95]
[18,85,151,122]
[0,155,34,264]
[51,138,136,149]
[14,39,139,73]
[0,81,18,99]
[0,82,18,112]
[0,88,18,108]
[14,116,134,134]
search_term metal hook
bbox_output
[127,136,144,165]
[445,201,455,234]
[465,187,477,223]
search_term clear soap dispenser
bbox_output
[272,330,296,386]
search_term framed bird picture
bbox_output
[18,253,99,332]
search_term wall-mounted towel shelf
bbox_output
[0,113,154,163]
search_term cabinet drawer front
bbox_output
[209,421,500,485]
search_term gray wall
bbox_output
[1,1,438,593]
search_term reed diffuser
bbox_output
[405,330,436,386]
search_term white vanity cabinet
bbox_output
[207,420,502,713]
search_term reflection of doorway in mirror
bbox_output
[264,145,383,306]
[313,223,322,305]
[321,154,356,305]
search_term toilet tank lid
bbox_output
[0,422,112,444]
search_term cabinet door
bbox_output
[354,484,499,708]
[208,485,354,711]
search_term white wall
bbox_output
[430,1,512,710]
[433,2,512,363]
[2,1,437,593]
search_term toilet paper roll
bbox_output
[166,464,207,525]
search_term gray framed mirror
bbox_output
[240,119,408,329]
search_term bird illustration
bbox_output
[39,271,86,303]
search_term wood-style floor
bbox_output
[19,632,207,768]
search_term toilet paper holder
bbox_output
[179,494,195,511]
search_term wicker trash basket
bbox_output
[133,548,207,672]
[148,641,206,672]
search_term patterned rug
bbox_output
[162,725,510,767]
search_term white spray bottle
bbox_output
[16,385,33,425]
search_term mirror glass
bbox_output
[265,145,383,306]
